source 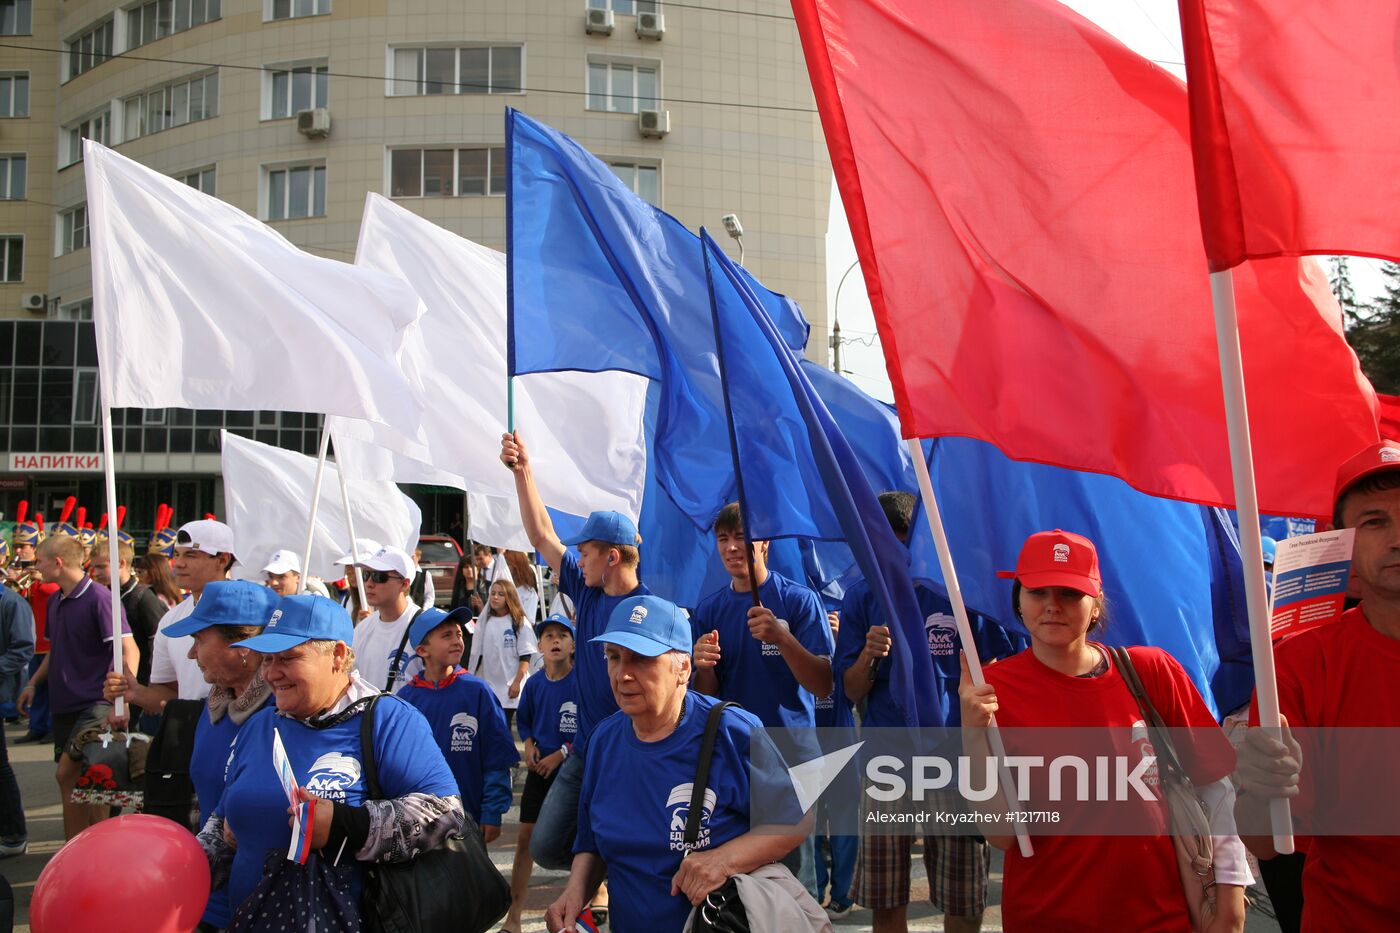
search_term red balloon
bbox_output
[31,814,210,933]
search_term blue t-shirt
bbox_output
[575,692,803,933]
[192,702,267,928]
[396,668,519,822]
[217,696,458,917]
[556,550,650,751]
[833,579,1025,729]
[689,571,832,730]
[516,666,579,756]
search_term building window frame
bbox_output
[58,298,94,321]
[0,153,25,200]
[176,165,216,194]
[73,368,99,424]
[388,145,506,199]
[605,158,661,206]
[121,70,219,141]
[263,61,329,120]
[587,0,658,13]
[264,162,326,220]
[585,56,660,114]
[58,205,89,256]
[62,108,111,168]
[0,72,30,118]
[124,0,222,51]
[266,0,330,22]
[387,44,524,97]
[0,0,33,36]
[0,235,21,282]
[65,18,115,81]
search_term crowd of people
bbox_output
[0,434,1395,933]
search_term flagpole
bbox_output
[908,439,1033,858]
[332,436,367,611]
[298,419,333,596]
[1209,270,1294,854]
[100,404,126,721]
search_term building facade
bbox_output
[0,0,831,540]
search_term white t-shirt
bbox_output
[467,612,538,709]
[517,585,539,624]
[148,596,212,700]
[352,605,424,693]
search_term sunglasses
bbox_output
[364,570,404,584]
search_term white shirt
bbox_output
[352,605,423,693]
[517,584,539,624]
[148,596,212,700]
[467,612,538,709]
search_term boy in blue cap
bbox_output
[507,612,579,932]
[395,606,517,841]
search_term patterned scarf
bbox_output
[207,666,273,726]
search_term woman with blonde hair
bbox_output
[467,578,538,725]
[504,550,540,623]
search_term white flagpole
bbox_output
[100,405,126,721]
[298,419,333,596]
[332,435,368,609]
[1209,270,1294,854]
[908,439,1033,858]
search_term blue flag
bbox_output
[506,109,809,527]
[702,229,942,728]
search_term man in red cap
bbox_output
[1235,440,1400,930]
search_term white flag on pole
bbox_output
[330,194,647,520]
[85,142,426,433]
[221,431,421,584]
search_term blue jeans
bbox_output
[529,751,585,871]
[25,654,49,736]
[780,834,819,901]
[815,831,858,907]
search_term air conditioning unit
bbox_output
[636,11,665,39]
[21,293,47,313]
[585,7,614,35]
[638,108,670,138]
[297,107,331,138]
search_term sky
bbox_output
[823,0,1387,404]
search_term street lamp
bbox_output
[831,258,860,373]
[721,213,745,266]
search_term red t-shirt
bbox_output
[1249,607,1400,931]
[27,581,58,654]
[984,645,1231,933]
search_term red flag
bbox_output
[1378,395,1400,441]
[791,0,1376,518]
[1178,0,1400,270]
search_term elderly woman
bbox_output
[198,594,461,923]
[545,595,808,933]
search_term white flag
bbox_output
[331,194,647,521]
[86,141,425,433]
[220,431,421,584]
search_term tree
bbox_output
[1341,259,1400,394]
[1329,256,1362,326]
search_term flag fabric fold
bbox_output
[1178,0,1400,270]
[702,228,941,728]
[220,431,421,584]
[84,142,425,432]
[791,0,1377,519]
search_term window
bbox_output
[390,146,505,198]
[73,369,99,424]
[0,73,28,117]
[67,20,114,79]
[608,160,659,206]
[268,63,328,119]
[267,164,325,219]
[587,0,658,12]
[63,109,110,166]
[60,205,89,255]
[270,0,329,20]
[0,0,30,35]
[390,45,522,96]
[0,154,24,199]
[587,58,658,113]
[177,166,215,194]
[58,299,93,321]
[126,0,220,49]
[0,236,20,282]
[122,72,218,140]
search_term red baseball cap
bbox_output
[997,529,1103,597]
[1333,440,1400,510]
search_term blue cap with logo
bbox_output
[561,510,641,548]
[592,595,691,657]
[233,594,353,653]
[162,580,281,639]
[534,612,576,640]
[407,606,473,650]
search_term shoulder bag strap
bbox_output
[684,700,739,852]
[1109,646,1187,778]
[359,694,384,801]
[384,608,425,693]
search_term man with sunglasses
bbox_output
[105,520,234,720]
[352,546,425,693]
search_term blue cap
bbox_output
[162,580,281,638]
[1261,536,1278,566]
[534,613,576,640]
[561,511,641,548]
[233,594,353,653]
[407,606,473,650]
[592,595,691,657]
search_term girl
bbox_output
[467,579,538,725]
[504,550,541,623]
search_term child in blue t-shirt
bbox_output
[396,607,518,840]
[507,613,579,933]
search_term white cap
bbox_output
[334,537,383,566]
[261,549,302,576]
[358,546,415,580]
[175,520,236,558]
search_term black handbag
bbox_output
[357,695,512,933]
[686,702,750,933]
